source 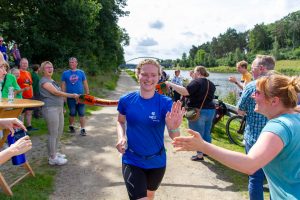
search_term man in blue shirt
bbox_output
[237,55,275,200]
[61,57,89,136]
[0,37,8,61]
[171,70,183,101]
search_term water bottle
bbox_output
[8,86,14,103]
[7,132,27,165]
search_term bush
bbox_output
[294,47,300,58]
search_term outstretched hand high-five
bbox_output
[165,100,185,132]
[172,129,205,151]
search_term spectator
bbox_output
[236,55,275,200]
[40,61,79,165]
[1,62,27,99]
[170,69,183,102]
[166,66,216,161]
[17,58,37,131]
[11,43,21,67]
[31,64,41,118]
[173,74,300,199]
[61,57,89,136]
[228,60,252,91]
[0,37,8,61]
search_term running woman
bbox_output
[116,59,185,200]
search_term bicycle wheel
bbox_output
[225,115,245,146]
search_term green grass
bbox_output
[0,163,57,200]
[0,69,120,199]
[125,69,137,82]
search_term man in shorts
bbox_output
[61,57,89,136]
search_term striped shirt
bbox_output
[237,81,268,146]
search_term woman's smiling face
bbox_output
[138,64,160,92]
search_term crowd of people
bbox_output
[0,37,90,167]
[1,36,299,199]
[117,57,299,199]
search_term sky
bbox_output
[118,0,300,63]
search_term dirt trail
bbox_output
[50,71,246,200]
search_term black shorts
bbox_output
[22,97,35,113]
[122,163,166,200]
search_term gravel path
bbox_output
[45,71,247,200]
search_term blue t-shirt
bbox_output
[118,91,173,169]
[61,69,86,94]
[0,45,7,61]
[237,80,268,146]
[261,113,300,199]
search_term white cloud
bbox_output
[119,0,300,61]
[137,37,158,46]
[149,20,164,29]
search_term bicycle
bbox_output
[213,96,246,146]
[225,115,246,146]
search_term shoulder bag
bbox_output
[185,79,210,122]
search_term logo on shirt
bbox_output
[149,112,159,122]
[69,74,79,85]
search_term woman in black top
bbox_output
[166,66,216,161]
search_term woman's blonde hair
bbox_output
[194,66,209,77]
[40,61,53,75]
[135,59,161,78]
[256,74,300,108]
[1,61,10,71]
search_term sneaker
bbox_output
[27,126,38,131]
[191,155,204,161]
[80,129,87,136]
[56,152,67,159]
[48,156,68,166]
[69,125,75,134]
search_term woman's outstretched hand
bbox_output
[172,129,205,151]
[165,100,185,130]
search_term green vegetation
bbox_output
[159,10,300,70]
[125,69,137,82]
[0,70,119,199]
[0,0,129,72]
[207,59,300,76]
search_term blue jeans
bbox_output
[67,98,85,117]
[245,142,265,200]
[188,109,215,156]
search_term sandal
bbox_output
[191,155,204,161]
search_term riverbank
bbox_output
[177,59,300,75]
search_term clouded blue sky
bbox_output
[118,0,300,62]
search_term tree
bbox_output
[194,49,206,65]
[0,0,129,73]
[248,23,272,52]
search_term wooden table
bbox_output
[0,98,44,196]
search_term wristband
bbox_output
[168,128,179,133]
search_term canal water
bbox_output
[165,70,240,98]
